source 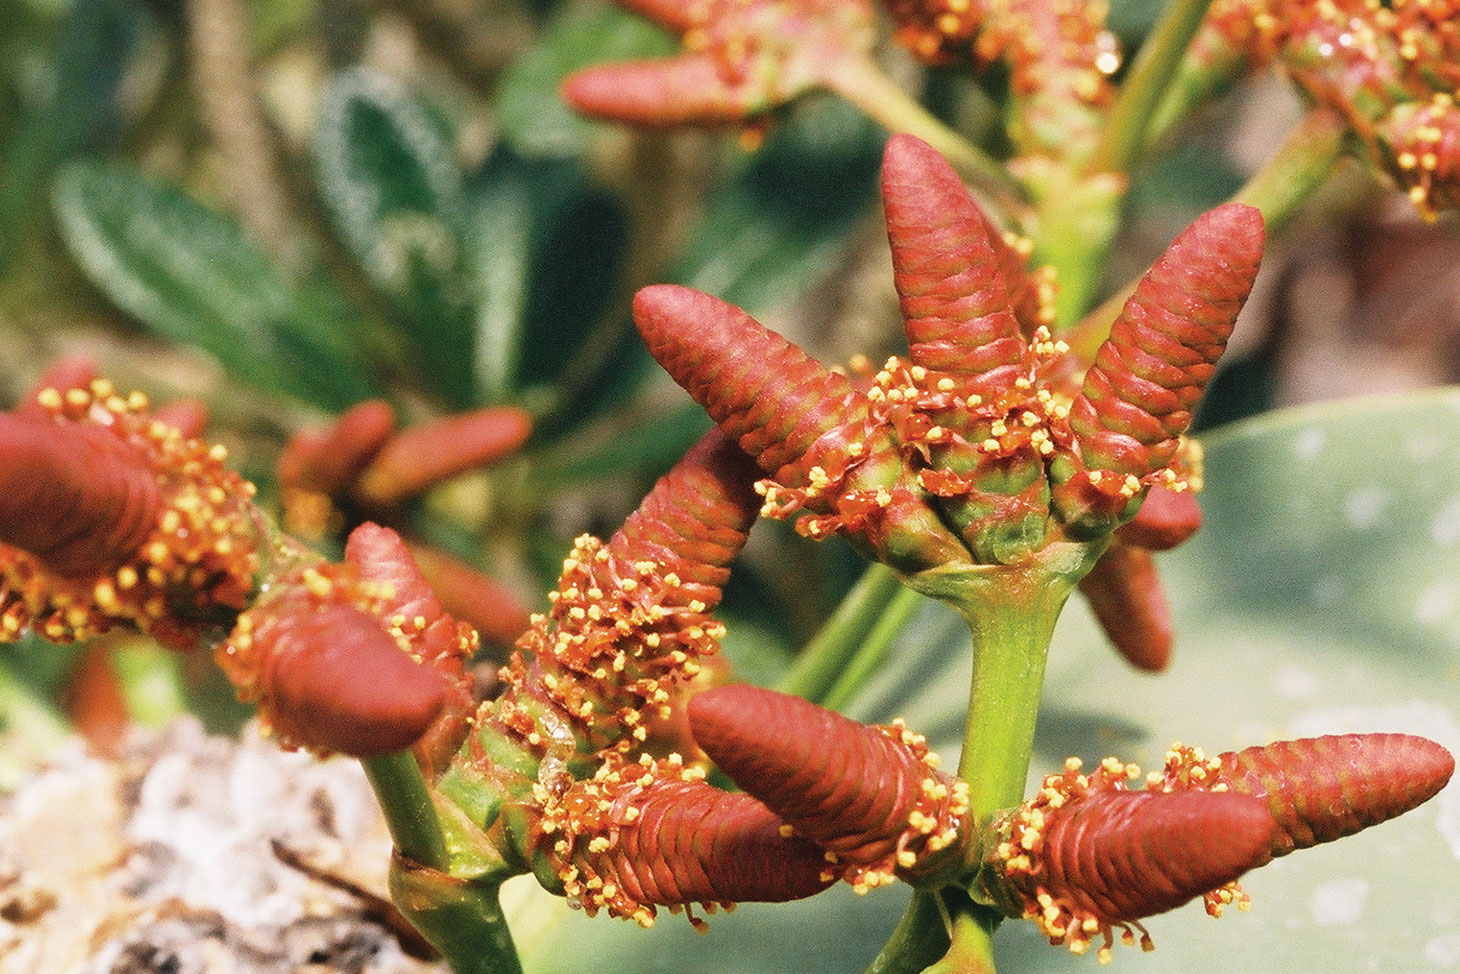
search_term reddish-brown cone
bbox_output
[688,685,968,887]
[1,381,262,648]
[1116,483,1202,551]
[881,133,1034,391]
[482,430,761,782]
[560,0,878,128]
[263,603,451,758]
[404,542,533,647]
[607,429,764,602]
[0,413,161,579]
[277,399,396,497]
[217,547,461,759]
[537,754,833,928]
[354,405,531,507]
[986,753,1276,963]
[561,57,755,127]
[345,523,479,691]
[633,285,876,484]
[1076,542,1174,672]
[1001,789,1275,960]
[1069,204,1264,481]
[1036,790,1275,920]
[1158,734,1456,864]
[344,523,481,772]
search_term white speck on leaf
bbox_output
[1343,486,1388,530]
[1308,878,1367,926]
[1426,933,1460,968]
[1415,578,1460,626]
[1432,496,1460,547]
[1294,428,1326,461]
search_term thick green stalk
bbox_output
[362,750,450,869]
[778,563,907,705]
[1062,107,1347,362]
[1233,107,1348,228]
[823,61,1030,228]
[923,896,999,974]
[1087,0,1218,176]
[367,752,525,973]
[952,571,1072,822]
[866,890,952,974]
[390,856,525,974]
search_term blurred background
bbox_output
[1,0,1458,970]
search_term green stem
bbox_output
[1087,0,1217,176]
[866,890,952,974]
[924,895,999,974]
[1233,106,1349,229]
[822,61,1030,227]
[362,750,450,870]
[951,570,1072,823]
[778,563,906,705]
[822,583,925,712]
[1061,107,1348,362]
[390,855,524,974]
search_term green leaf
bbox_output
[51,158,378,409]
[0,0,144,271]
[466,172,534,405]
[314,67,476,407]
[516,389,1460,973]
[532,402,711,492]
[463,149,631,407]
[495,1,677,158]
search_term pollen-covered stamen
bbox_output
[1115,478,1203,552]
[1375,93,1460,219]
[494,533,731,760]
[0,380,264,648]
[688,685,970,892]
[478,432,759,783]
[754,330,1077,565]
[881,0,987,65]
[985,754,1275,964]
[1153,734,1456,865]
[536,752,833,928]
